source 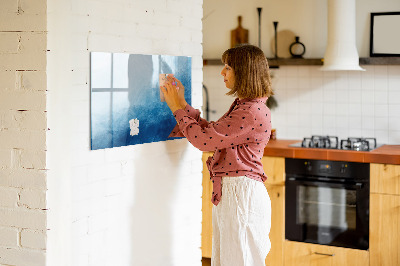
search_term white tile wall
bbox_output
[203,65,400,144]
[277,65,400,144]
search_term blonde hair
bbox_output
[221,44,273,99]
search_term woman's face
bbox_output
[220,64,235,89]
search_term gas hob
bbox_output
[289,135,382,151]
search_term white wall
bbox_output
[203,0,400,58]
[203,0,400,145]
[204,0,326,59]
[46,1,203,266]
[0,0,48,265]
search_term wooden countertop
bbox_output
[263,139,400,165]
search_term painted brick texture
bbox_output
[46,0,203,266]
[2,0,204,265]
[0,0,48,265]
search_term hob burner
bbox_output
[291,136,379,151]
[301,135,338,149]
[340,137,377,151]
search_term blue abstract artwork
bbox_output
[90,52,192,150]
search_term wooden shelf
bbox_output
[268,58,322,67]
[203,58,323,67]
[202,59,223,66]
[359,57,400,65]
[203,57,400,67]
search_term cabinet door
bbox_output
[284,241,369,266]
[264,184,284,266]
[261,156,285,185]
[202,152,213,258]
[370,193,400,266]
[370,163,400,195]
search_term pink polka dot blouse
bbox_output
[169,97,272,206]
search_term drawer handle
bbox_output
[314,252,335,257]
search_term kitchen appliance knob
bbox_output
[306,162,312,171]
[340,164,347,174]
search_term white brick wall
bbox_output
[0,248,46,266]
[0,0,48,265]
[47,1,203,266]
[0,187,19,208]
[21,229,47,250]
[2,0,204,265]
[0,227,19,247]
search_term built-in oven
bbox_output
[285,158,370,250]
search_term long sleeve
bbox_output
[172,105,257,152]
[168,104,210,138]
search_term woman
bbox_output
[161,44,273,266]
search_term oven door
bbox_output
[285,177,369,250]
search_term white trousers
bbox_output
[212,176,271,266]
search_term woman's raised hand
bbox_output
[160,75,185,113]
[166,75,186,108]
[174,77,187,107]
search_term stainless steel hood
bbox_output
[320,0,365,71]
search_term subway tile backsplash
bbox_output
[203,65,400,145]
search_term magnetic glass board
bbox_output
[90,52,192,150]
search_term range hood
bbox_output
[320,0,365,71]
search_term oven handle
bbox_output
[286,177,364,189]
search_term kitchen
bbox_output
[0,0,398,264]
[202,0,400,265]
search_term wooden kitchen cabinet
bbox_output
[264,184,285,266]
[262,156,285,266]
[261,156,285,185]
[201,154,286,266]
[370,193,400,266]
[202,152,213,258]
[284,241,369,266]
[370,163,400,195]
[370,163,400,266]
